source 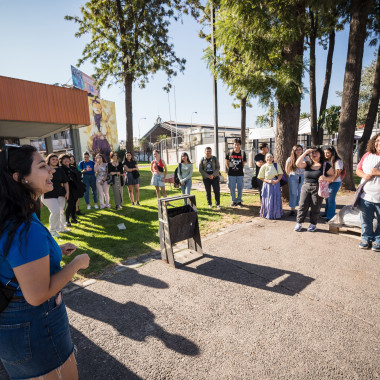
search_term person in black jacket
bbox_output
[41,153,69,237]
[60,154,80,227]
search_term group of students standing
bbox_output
[254,142,344,232]
[151,138,248,211]
[43,150,141,236]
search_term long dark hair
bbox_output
[323,146,341,169]
[181,152,191,164]
[308,146,325,165]
[0,145,39,258]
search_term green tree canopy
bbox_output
[66,0,201,152]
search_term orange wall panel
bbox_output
[0,76,90,125]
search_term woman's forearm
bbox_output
[45,259,83,300]
[296,152,308,167]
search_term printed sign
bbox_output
[71,65,100,97]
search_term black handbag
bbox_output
[0,276,19,313]
[132,170,140,179]
[106,174,114,185]
[251,176,258,189]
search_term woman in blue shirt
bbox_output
[0,145,90,379]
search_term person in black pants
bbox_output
[294,147,334,232]
[255,142,269,202]
[59,154,79,227]
[199,147,221,210]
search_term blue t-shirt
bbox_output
[79,160,95,176]
[0,214,62,296]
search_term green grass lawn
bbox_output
[41,165,260,279]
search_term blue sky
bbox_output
[0,1,377,141]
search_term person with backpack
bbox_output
[257,153,283,219]
[225,138,247,207]
[199,147,221,210]
[322,146,344,221]
[79,151,99,210]
[177,152,193,196]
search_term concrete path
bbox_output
[1,193,379,379]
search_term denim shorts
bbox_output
[0,293,74,379]
[151,173,165,187]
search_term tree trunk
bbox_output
[337,0,373,190]
[309,10,318,146]
[358,43,380,159]
[125,74,134,153]
[317,29,335,145]
[240,96,247,149]
[274,3,305,201]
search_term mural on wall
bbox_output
[79,98,118,161]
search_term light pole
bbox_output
[138,117,146,139]
[191,111,197,128]
[138,117,146,160]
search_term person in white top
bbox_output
[323,146,344,221]
[356,133,380,252]
[285,145,305,216]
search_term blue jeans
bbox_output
[181,179,192,195]
[181,179,192,205]
[228,176,244,203]
[288,174,304,208]
[359,198,380,244]
[324,181,341,220]
[83,175,98,204]
[0,294,74,379]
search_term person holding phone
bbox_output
[294,147,334,232]
[0,145,90,380]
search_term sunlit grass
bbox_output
[39,165,259,278]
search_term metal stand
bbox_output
[158,194,203,268]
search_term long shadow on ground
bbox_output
[180,254,314,296]
[66,289,199,357]
[71,326,142,380]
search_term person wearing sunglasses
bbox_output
[0,145,89,379]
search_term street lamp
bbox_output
[138,117,146,139]
[191,111,198,128]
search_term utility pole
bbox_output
[211,3,219,159]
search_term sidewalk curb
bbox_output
[62,218,256,297]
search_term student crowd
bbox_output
[0,132,379,379]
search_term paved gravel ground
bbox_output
[1,193,379,379]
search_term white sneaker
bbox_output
[87,205,91,210]
[307,224,317,232]
[216,205,221,210]
[51,231,60,238]
[294,223,302,232]
[94,204,99,209]
[208,204,212,209]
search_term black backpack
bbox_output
[174,164,182,188]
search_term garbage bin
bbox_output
[158,194,203,268]
[167,205,197,244]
